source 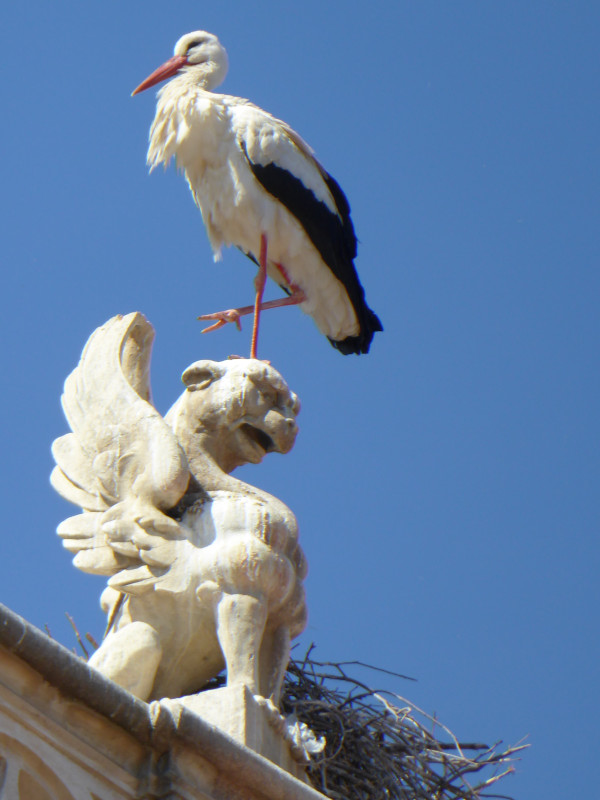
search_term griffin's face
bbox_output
[233,407,298,465]
[229,365,299,465]
[177,358,300,472]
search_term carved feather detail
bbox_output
[52,313,190,586]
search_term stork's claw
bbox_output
[197,289,306,340]
[198,309,244,333]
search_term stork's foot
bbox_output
[198,288,307,361]
[198,307,249,333]
[198,292,306,336]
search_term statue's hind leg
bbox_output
[258,625,291,704]
[216,592,267,696]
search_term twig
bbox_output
[65,612,89,659]
[282,648,527,800]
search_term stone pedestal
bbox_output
[173,685,308,781]
[0,604,325,800]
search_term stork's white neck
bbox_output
[168,60,227,94]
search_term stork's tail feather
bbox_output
[329,307,383,355]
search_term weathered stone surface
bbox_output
[50,313,313,774]
[0,603,326,799]
[166,685,308,782]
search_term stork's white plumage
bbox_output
[133,31,382,356]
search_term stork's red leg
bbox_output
[197,252,306,341]
[198,292,306,331]
[250,234,269,359]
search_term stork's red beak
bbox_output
[131,54,188,96]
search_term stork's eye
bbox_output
[187,39,206,51]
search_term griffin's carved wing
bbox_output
[51,313,190,593]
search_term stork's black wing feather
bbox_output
[241,144,382,354]
[321,172,357,261]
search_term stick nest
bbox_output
[281,648,526,800]
[61,616,525,800]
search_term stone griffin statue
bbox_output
[51,313,307,714]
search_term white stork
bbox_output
[132,31,382,357]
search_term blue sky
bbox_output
[1,2,598,797]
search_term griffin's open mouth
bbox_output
[239,423,275,453]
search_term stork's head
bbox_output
[132,31,229,96]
